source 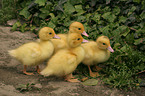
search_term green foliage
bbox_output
[13,0,145,90]
[0,0,18,24]
[16,83,35,92]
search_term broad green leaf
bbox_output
[102,12,116,22]
[19,7,30,19]
[134,38,143,45]
[140,11,145,19]
[48,21,56,28]
[119,16,127,23]
[113,6,120,15]
[39,13,49,19]
[35,0,47,6]
[81,79,98,86]
[121,27,130,37]
[75,5,85,15]
[99,26,110,35]
[92,13,101,22]
[133,0,141,3]
[120,45,128,52]
[77,16,86,21]
[20,23,27,33]
[11,23,18,31]
[64,2,75,14]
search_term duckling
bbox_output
[8,27,60,75]
[40,33,88,82]
[82,36,114,77]
[51,22,89,53]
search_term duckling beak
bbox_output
[107,46,114,52]
[82,39,89,43]
[82,31,89,37]
[53,35,61,39]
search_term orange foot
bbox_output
[90,72,100,77]
[66,78,80,83]
[23,71,34,75]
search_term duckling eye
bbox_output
[49,32,52,35]
[102,43,106,45]
[78,28,81,30]
[77,38,80,40]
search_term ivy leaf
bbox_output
[113,6,120,15]
[102,12,116,22]
[92,13,101,22]
[35,0,47,6]
[19,7,30,19]
[81,79,98,86]
[75,5,85,15]
[133,0,141,3]
[119,16,127,23]
[140,11,145,19]
[48,21,56,28]
[134,38,143,45]
[121,27,130,37]
[20,23,27,33]
[64,2,75,14]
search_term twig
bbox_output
[137,70,145,74]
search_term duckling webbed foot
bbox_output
[65,74,80,82]
[23,65,34,75]
[88,65,100,77]
[90,72,100,77]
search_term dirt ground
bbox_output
[0,26,145,96]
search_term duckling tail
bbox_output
[8,50,17,58]
[40,68,53,77]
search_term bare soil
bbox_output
[0,26,144,96]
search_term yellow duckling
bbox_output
[82,36,114,77]
[8,27,60,75]
[51,21,89,53]
[40,33,88,82]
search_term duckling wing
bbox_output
[17,42,41,59]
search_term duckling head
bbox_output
[96,36,114,52]
[39,27,60,41]
[68,33,88,48]
[69,22,89,37]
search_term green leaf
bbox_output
[81,79,98,86]
[75,5,85,15]
[133,0,141,3]
[47,21,56,28]
[11,21,21,31]
[121,27,130,37]
[102,12,116,22]
[92,13,101,22]
[140,11,145,19]
[35,0,47,6]
[64,2,75,14]
[119,16,127,23]
[20,23,27,33]
[11,23,18,31]
[113,6,120,15]
[134,38,143,45]
[19,7,30,19]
